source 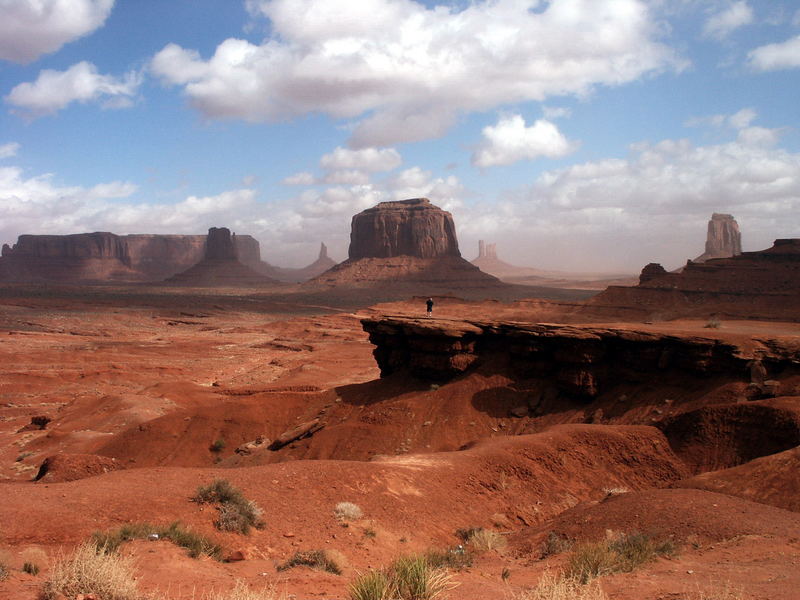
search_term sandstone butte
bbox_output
[309,198,503,290]
[0,206,799,600]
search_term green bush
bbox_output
[278,550,342,575]
[193,479,265,534]
[349,570,396,600]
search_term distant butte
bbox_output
[693,213,742,263]
[309,198,503,290]
[165,227,281,287]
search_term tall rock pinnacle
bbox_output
[694,213,742,262]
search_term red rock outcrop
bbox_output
[165,227,280,287]
[591,239,800,321]
[693,213,742,263]
[310,199,502,290]
[0,231,263,282]
[349,198,460,259]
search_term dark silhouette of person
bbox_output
[426,297,434,317]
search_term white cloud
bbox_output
[282,171,315,186]
[747,35,800,71]
[320,147,402,172]
[685,107,757,130]
[542,106,572,120]
[703,1,753,40]
[0,0,114,64]
[151,0,680,146]
[322,170,371,185]
[5,61,141,118]
[472,115,579,168]
[0,142,20,159]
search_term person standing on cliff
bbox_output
[426,297,434,317]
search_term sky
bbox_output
[1,0,799,272]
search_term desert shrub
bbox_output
[91,521,222,560]
[465,528,506,552]
[704,318,721,329]
[334,501,363,521]
[424,546,473,570]
[566,532,677,584]
[514,570,608,600]
[0,560,8,581]
[348,570,396,600]
[541,531,573,558]
[193,479,265,534]
[390,555,454,600]
[205,579,283,600]
[210,439,226,452]
[39,543,141,600]
[277,549,342,575]
[23,562,40,576]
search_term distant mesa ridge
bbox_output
[311,198,502,288]
[0,230,332,284]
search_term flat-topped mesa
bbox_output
[591,239,800,321]
[205,227,237,260]
[0,231,263,282]
[348,198,461,260]
[694,213,742,263]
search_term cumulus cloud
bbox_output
[0,0,114,63]
[685,107,756,129]
[151,0,680,146]
[747,35,800,71]
[0,142,20,159]
[5,61,141,118]
[472,115,579,168]
[320,147,402,172]
[703,1,753,40]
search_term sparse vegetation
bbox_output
[23,561,40,575]
[601,487,630,497]
[566,532,677,584]
[348,554,455,600]
[704,318,721,329]
[349,570,395,600]
[514,571,608,600]
[334,501,364,521]
[463,528,506,552]
[424,546,473,570]
[193,479,265,534]
[205,579,284,600]
[363,526,377,539]
[91,521,222,560]
[210,438,226,453]
[39,543,141,600]
[693,583,744,600]
[0,559,8,581]
[541,531,573,558]
[277,549,342,575]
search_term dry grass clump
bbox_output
[91,521,222,560]
[348,554,455,600]
[277,549,342,575]
[514,571,608,600]
[0,560,8,581]
[204,580,284,600]
[424,546,473,571]
[693,583,745,600]
[464,528,506,552]
[193,479,265,534]
[334,501,363,521]
[541,531,573,558]
[566,532,677,583]
[39,543,141,600]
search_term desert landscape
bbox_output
[0,198,798,600]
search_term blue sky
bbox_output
[1,0,799,272]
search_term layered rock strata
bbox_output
[361,316,798,397]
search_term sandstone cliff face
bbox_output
[0,231,263,282]
[693,213,742,263]
[348,198,460,260]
